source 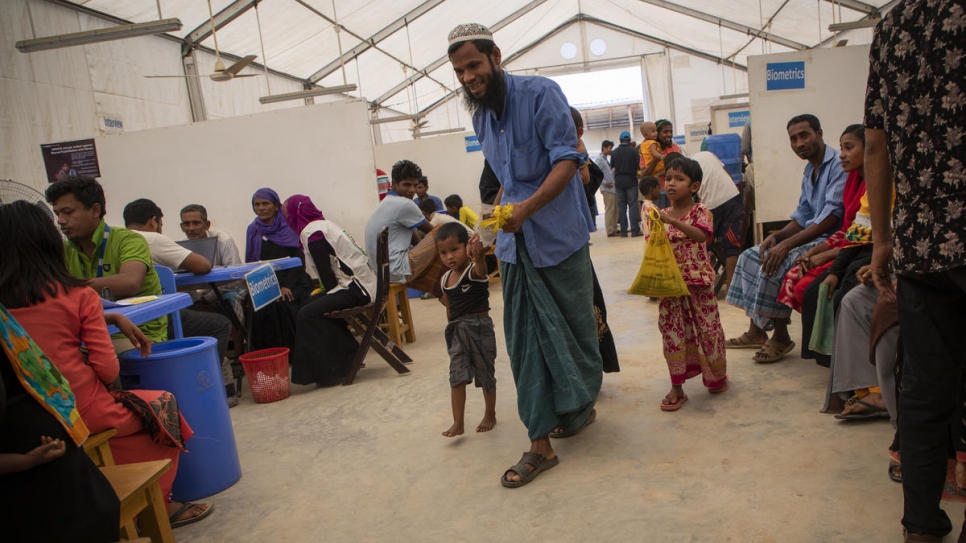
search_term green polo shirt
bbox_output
[64,220,167,343]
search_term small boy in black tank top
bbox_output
[436,223,497,437]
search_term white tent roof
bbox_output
[69,0,892,117]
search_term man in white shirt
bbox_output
[124,198,236,406]
[179,204,242,267]
[666,151,746,291]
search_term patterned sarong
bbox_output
[659,285,727,387]
[501,238,601,441]
[726,240,822,330]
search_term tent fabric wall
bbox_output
[1,0,191,192]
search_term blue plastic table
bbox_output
[104,293,192,334]
[173,257,302,287]
[174,257,303,354]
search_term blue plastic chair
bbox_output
[153,265,184,339]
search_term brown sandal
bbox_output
[725,332,765,349]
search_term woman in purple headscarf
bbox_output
[245,188,313,352]
[282,195,377,386]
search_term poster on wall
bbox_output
[40,139,100,183]
[464,135,482,153]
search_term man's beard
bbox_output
[462,67,506,116]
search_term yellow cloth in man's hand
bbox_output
[480,204,514,233]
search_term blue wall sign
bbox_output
[246,264,282,312]
[465,135,482,153]
[766,61,806,91]
[672,135,687,146]
[728,111,750,128]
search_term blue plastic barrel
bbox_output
[705,133,743,183]
[119,337,242,502]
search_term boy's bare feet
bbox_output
[442,422,464,437]
[477,414,496,432]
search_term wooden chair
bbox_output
[100,459,174,543]
[83,428,117,467]
[324,227,412,385]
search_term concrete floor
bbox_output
[175,227,962,543]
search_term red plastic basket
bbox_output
[238,348,290,403]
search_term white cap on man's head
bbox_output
[448,23,494,48]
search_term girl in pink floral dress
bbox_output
[656,157,728,411]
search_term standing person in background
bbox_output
[863,2,966,541]
[448,22,601,488]
[610,130,643,238]
[594,140,619,237]
[643,119,684,209]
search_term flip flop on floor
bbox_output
[501,452,559,488]
[753,339,796,363]
[169,502,214,529]
[549,409,596,438]
[708,376,729,394]
[834,399,890,420]
[725,332,765,349]
[660,393,688,411]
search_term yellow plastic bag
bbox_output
[627,208,690,298]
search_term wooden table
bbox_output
[100,459,174,543]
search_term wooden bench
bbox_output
[100,459,175,543]
[83,428,117,467]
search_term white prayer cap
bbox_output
[447,23,494,48]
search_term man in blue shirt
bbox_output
[448,23,602,489]
[413,176,445,213]
[726,114,847,363]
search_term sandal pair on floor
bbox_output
[725,333,795,363]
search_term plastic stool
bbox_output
[385,283,416,345]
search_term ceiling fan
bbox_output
[145,0,257,83]
[409,118,429,133]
